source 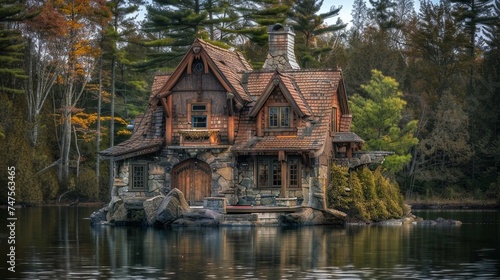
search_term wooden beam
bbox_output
[228,115,235,144]
[160,97,170,118]
[186,55,194,75]
[165,94,173,145]
[256,111,263,137]
[281,159,288,198]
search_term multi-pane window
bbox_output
[289,159,299,187]
[130,164,147,191]
[191,103,208,128]
[192,115,207,128]
[256,157,300,188]
[269,106,290,128]
[272,160,282,186]
[257,159,269,187]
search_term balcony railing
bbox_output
[178,129,220,146]
[334,151,394,168]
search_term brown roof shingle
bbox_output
[99,105,164,160]
[234,69,344,153]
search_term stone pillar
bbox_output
[203,197,227,214]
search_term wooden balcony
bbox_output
[334,151,394,168]
[179,129,220,146]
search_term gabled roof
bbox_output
[99,105,164,160]
[249,71,312,118]
[154,39,253,105]
[235,69,346,155]
[149,73,171,104]
[101,39,354,159]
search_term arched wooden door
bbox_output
[171,159,212,205]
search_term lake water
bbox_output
[1,207,499,279]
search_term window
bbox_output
[130,163,147,191]
[257,159,269,187]
[331,107,337,133]
[188,102,209,129]
[192,115,207,128]
[289,159,299,187]
[269,106,290,128]
[192,104,206,112]
[256,157,301,188]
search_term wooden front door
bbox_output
[171,159,212,205]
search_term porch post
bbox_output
[279,150,287,198]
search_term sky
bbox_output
[320,0,355,26]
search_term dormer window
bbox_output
[269,106,290,128]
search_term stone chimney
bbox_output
[262,24,300,70]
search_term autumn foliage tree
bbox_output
[47,0,111,189]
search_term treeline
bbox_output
[1,0,499,204]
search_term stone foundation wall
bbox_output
[112,150,328,209]
[160,148,235,202]
[113,161,165,198]
[235,157,313,206]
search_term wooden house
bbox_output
[100,24,363,209]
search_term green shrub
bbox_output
[327,165,406,222]
[326,164,350,212]
[75,168,99,201]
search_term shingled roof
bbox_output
[234,69,345,155]
[99,105,164,160]
[249,71,313,118]
[100,37,354,159]
[154,39,253,105]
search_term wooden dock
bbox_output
[225,206,301,214]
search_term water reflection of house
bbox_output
[99,24,364,209]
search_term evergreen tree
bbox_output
[350,69,418,173]
[288,0,346,67]
[465,1,500,196]
[227,0,292,46]
[348,171,371,221]
[412,92,473,192]
[0,0,29,95]
[326,164,350,212]
[349,0,369,40]
[368,0,401,29]
[451,0,496,58]
[143,0,233,69]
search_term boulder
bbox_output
[172,209,221,227]
[89,205,109,226]
[435,217,463,225]
[279,207,346,226]
[416,217,462,226]
[154,188,190,227]
[108,199,128,224]
[143,195,165,226]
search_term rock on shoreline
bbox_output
[348,214,462,226]
[90,188,347,227]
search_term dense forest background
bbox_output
[1,0,499,204]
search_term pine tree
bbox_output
[368,0,401,29]
[326,164,350,212]
[288,0,346,68]
[349,0,369,40]
[349,69,418,173]
[143,0,231,69]
[451,0,496,58]
[0,0,29,95]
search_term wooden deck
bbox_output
[225,206,301,214]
